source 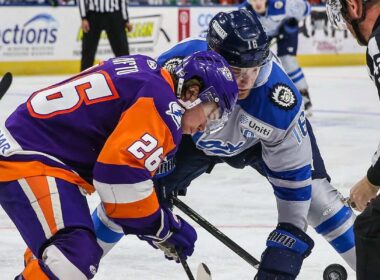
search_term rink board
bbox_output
[0,5,366,75]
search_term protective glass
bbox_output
[326,0,348,30]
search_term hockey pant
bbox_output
[354,193,380,279]
[0,176,103,279]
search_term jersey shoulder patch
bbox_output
[162,57,184,74]
[267,0,286,16]
[270,83,297,110]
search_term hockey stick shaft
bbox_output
[173,197,260,269]
[175,248,196,280]
[0,72,13,100]
[179,256,196,280]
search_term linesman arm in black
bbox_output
[367,143,380,186]
[366,24,380,186]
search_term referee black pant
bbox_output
[81,11,130,71]
[354,194,380,279]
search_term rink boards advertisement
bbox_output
[0,5,366,75]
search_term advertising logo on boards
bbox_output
[0,13,58,57]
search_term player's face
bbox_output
[180,85,221,135]
[181,102,220,135]
[231,66,260,99]
[249,0,267,14]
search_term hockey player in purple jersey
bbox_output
[0,51,238,279]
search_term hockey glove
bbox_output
[138,207,197,262]
[282,18,299,35]
[255,223,314,280]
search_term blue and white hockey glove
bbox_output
[138,207,197,262]
[256,223,314,280]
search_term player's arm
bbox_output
[92,97,196,260]
[367,143,380,186]
[365,36,380,188]
[156,38,207,70]
[349,36,380,211]
[257,110,314,279]
[78,0,87,19]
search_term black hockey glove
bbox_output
[255,223,314,280]
[282,18,299,35]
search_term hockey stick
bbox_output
[173,197,260,269]
[177,252,195,280]
[176,249,212,280]
[0,72,13,100]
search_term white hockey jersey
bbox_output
[158,38,313,231]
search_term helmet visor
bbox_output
[203,110,230,135]
[179,84,225,115]
[215,46,270,68]
[231,66,261,95]
[179,85,231,134]
[326,0,348,30]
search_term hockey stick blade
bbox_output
[197,263,212,280]
[0,72,13,100]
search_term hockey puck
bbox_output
[323,264,348,280]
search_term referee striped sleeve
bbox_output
[366,34,380,185]
[121,0,129,22]
[367,36,380,63]
[79,0,87,18]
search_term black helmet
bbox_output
[207,9,270,68]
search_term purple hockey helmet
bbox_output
[173,50,238,133]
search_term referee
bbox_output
[79,0,132,71]
[327,0,380,279]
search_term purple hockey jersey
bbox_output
[0,55,183,221]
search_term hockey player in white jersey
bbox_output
[92,9,356,279]
[241,0,313,115]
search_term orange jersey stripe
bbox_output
[24,248,36,266]
[22,259,50,280]
[97,97,177,176]
[0,161,94,194]
[103,189,160,219]
[25,176,58,235]
[160,68,174,93]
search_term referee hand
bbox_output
[350,176,379,212]
[82,19,90,33]
[126,22,133,32]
